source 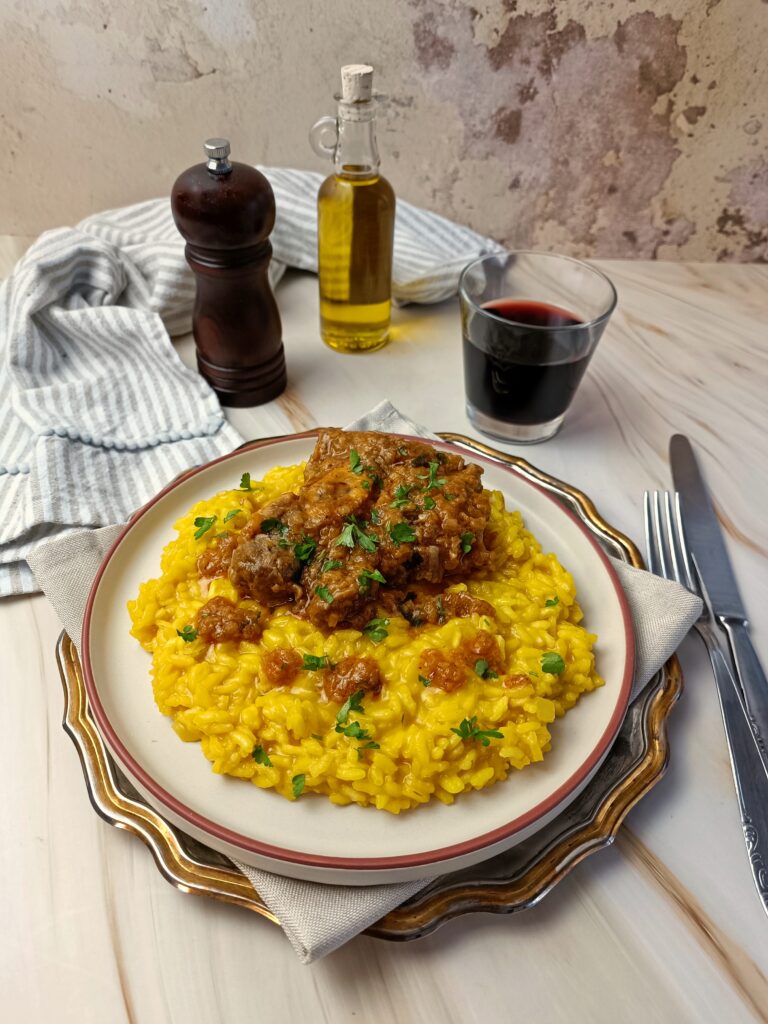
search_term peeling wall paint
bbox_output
[1,0,765,261]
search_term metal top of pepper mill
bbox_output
[204,138,232,175]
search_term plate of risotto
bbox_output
[82,429,634,884]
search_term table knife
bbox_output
[670,434,768,758]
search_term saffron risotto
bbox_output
[128,461,603,814]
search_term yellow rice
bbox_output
[128,461,603,813]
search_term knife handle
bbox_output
[706,641,768,915]
[720,620,768,763]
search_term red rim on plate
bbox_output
[82,432,635,872]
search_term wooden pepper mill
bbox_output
[171,138,287,407]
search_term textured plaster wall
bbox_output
[1,0,766,260]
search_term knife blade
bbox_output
[669,434,746,621]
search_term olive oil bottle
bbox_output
[310,64,395,353]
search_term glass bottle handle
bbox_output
[309,116,338,160]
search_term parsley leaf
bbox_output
[460,532,475,554]
[545,597,559,607]
[302,653,330,671]
[193,516,217,540]
[321,559,342,572]
[451,716,504,747]
[358,569,386,593]
[350,449,363,474]
[311,733,323,741]
[261,518,288,535]
[294,536,317,563]
[176,625,198,643]
[397,446,409,456]
[389,522,416,544]
[363,617,390,643]
[252,745,273,767]
[370,508,382,525]
[419,674,431,687]
[335,522,356,548]
[356,529,378,553]
[390,484,414,509]
[423,496,436,510]
[474,658,498,680]
[436,596,446,623]
[541,652,566,675]
[419,461,447,491]
[223,509,242,523]
[336,690,365,724]
[240,472,253,491]
[335,720,371,740]
[291,774,305,798]
[361,480,371,491]
[315,586,334,605]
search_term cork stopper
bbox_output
[341,64,374,103]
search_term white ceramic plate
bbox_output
[83,433,634,885]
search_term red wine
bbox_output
[462,298,592,426]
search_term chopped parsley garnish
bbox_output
[390,484,414,509]
[336,690,365,725]
[460,532,475,554]
[358,569,386,593]
[370,508,382,525]
[474,658,498,680]
[335,522,356,548]
[176,625,198,643]
[423,496,436,510]
[335,720,371,740]
[357,739,380,760]
[291,774,305,798]
[541,652,566,675]
[294,536,317,562]
[356,529,378,553]
[419,674,431,687]
[363,617,390,643]
[350,449,363,474]
[334,519,379,552]
[436,596,446,623]
[321,559,342,572]
[361,480,371,491]
[261,518,288,535]
[252,745,273,767]
[419,461,447,491]
[545,597,559,607]
[223,508,242,523]
[239,472,253,491]
[311,733,323,741]
[302,653,330,671]
[444,493,456,501]
[193,515,217,539]
[315,585,334,605]
[397,446,409,456]
[389,522,416,544]
[451,716,504,747]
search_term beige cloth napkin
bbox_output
[28,402,702,962]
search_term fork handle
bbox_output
[720,620,768,765]
[706,641,768,915]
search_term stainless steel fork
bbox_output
[645,490,768,916]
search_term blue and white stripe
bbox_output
[0,168,501,596]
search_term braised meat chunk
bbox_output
[323,656,381,703]
[200,429,493,633]
[196,596,263,644]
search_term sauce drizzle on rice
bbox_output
[128,431,604,813]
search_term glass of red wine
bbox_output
[459,251,617,443]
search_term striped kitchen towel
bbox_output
[0,167,502,596]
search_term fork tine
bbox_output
[643,491,662,575]
[663,491,682,585]
[652,491,669,578]
[669,491,697,594]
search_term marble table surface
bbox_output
[3,234,768,1023]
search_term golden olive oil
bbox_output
[311,64,396,353]
[318,172,395,352]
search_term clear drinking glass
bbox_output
[459,251,617,443]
